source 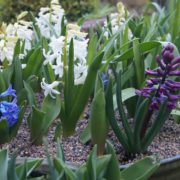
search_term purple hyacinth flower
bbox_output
[136,44,180,111]
[0,85,20,127]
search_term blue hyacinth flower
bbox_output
[0,85,20,127]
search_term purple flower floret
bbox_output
[136,44,180,110]
[0,85,20,127]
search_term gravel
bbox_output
[1,97,180,166]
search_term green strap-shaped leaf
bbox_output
[106,80,130,152]
[16,159,42,179]
[9,102,26,139]
[65,39,74,116]
[0,119,9,144]
[116,72,134,148]
[133,39,145,88]
[13,57,23,93]
[23,48,43,80]
[87,35,98,65]
[113,41,161,63]
[133,98,149,152]
[0,71,6,93]
[62,52,104,136]
[142,101,170,150]
[23,81,36,107]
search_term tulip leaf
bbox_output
[8,152,18,180]
[27,106,46,144]
[105,141,122,180]
[87,145,97,180]
[121,157,159,180]
[0,149,8,180]
[90,88,108,155]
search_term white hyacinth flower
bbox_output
[74,63,88,85]
[43,49,57,65]
[51,57,64,78]
[49,36,65,55]
[36,0,65,39]
[0,38,17,64]
[41,78,60,98]
[73,39,88,63]
[103,2,132,39]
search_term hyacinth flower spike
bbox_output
[136,44,180,147]
[0,85,25,144]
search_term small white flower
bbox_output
[51,57,63,78]
[41,78,60,98]
[73,39,88,63]
[43,49,56,65]
[74,64,88,85]
[21,64,27,69]
[49,36,65,55]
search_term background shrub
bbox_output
[0,0,95,23]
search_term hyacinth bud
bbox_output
[162,50,174,64]
[162,44,174,55]
[145,69,159,76]
[171,56,180,65]
[156,55,166,70]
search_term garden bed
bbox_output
[3,101,180,166]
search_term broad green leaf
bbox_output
[121,157,159,180]
[113,41,161,63]
[87,145,97,180]
[80,121,91,144]
[87,35,98,65]
[41,95,61,134]
[133,39,144,88]
[90,88,108,155]
[62,52,104,136]
[8,152,18,180]
[0,149,8,180]
[16,159,42,178]
[105,141,122,180]
[27,106,46,145]
[113,88,136,110]
[23,81,36,107]
[96,155,111,179]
